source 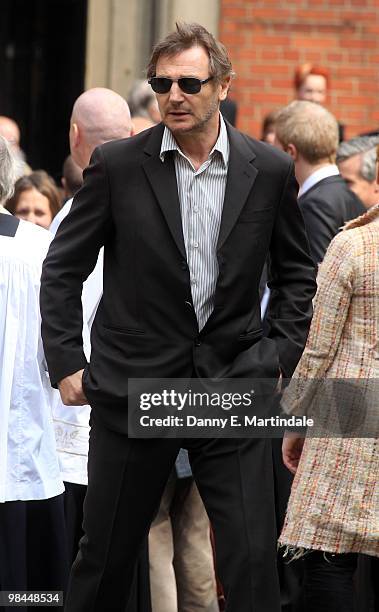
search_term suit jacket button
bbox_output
[184,300,193,309]
[194,338,201,347]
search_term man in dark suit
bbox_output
[40,23,316,612]
[275,100,365,264]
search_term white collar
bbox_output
[298,164,340,198]
[160,113,229,167]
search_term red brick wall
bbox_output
[219,1,379,140]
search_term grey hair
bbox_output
[0,135,17,205]
[147,22,235,82]
[127,80,157,118]
[337,135,379,182]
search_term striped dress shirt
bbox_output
[160,116,229,330]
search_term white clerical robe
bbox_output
[0,212,63,502]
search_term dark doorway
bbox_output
[0,0,87,181]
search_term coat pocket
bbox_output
[102,325,145,336]
[238,328,263,342]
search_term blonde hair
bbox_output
[275,100,339,164]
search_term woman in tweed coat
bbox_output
[278,196,379,610]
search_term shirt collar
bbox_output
[160,113,229,167]
[298,164,340,197]
[0,205,11,215]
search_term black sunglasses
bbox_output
[148,76,214,95]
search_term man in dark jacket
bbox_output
[40,23,316,612]
[275,100,365,264]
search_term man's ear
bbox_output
[286,143,298,161]
[219,76,231,101]
[71,122,80,148]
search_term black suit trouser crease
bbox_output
[64,411,280,612]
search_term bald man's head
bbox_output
[70,88,133,169]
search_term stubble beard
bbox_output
[166,96,220,136]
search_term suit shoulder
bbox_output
[306,176,352,200]
[96,125,157,160]
[301,178,364,214]
[237,130,293,170]
[299,188,333,211]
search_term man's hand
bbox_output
[58,369,88,406]
[282,430,305,475]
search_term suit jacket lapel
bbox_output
[217,124,258,251]
[142,124,186,259]
[142,122,259,258]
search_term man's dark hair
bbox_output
[147,22,234,82]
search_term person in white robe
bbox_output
[0,135,67,596]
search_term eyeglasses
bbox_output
[148,76,213,95]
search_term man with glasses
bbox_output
[41,22,316,612]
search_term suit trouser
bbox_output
[0,495,69,612]
[64,412,281,612]
[149,475,219,612]
[63,482,152,612]
[63,482,87,565]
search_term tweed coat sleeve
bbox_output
[281,230,355,416]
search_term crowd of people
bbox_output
[0,21,378,612]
